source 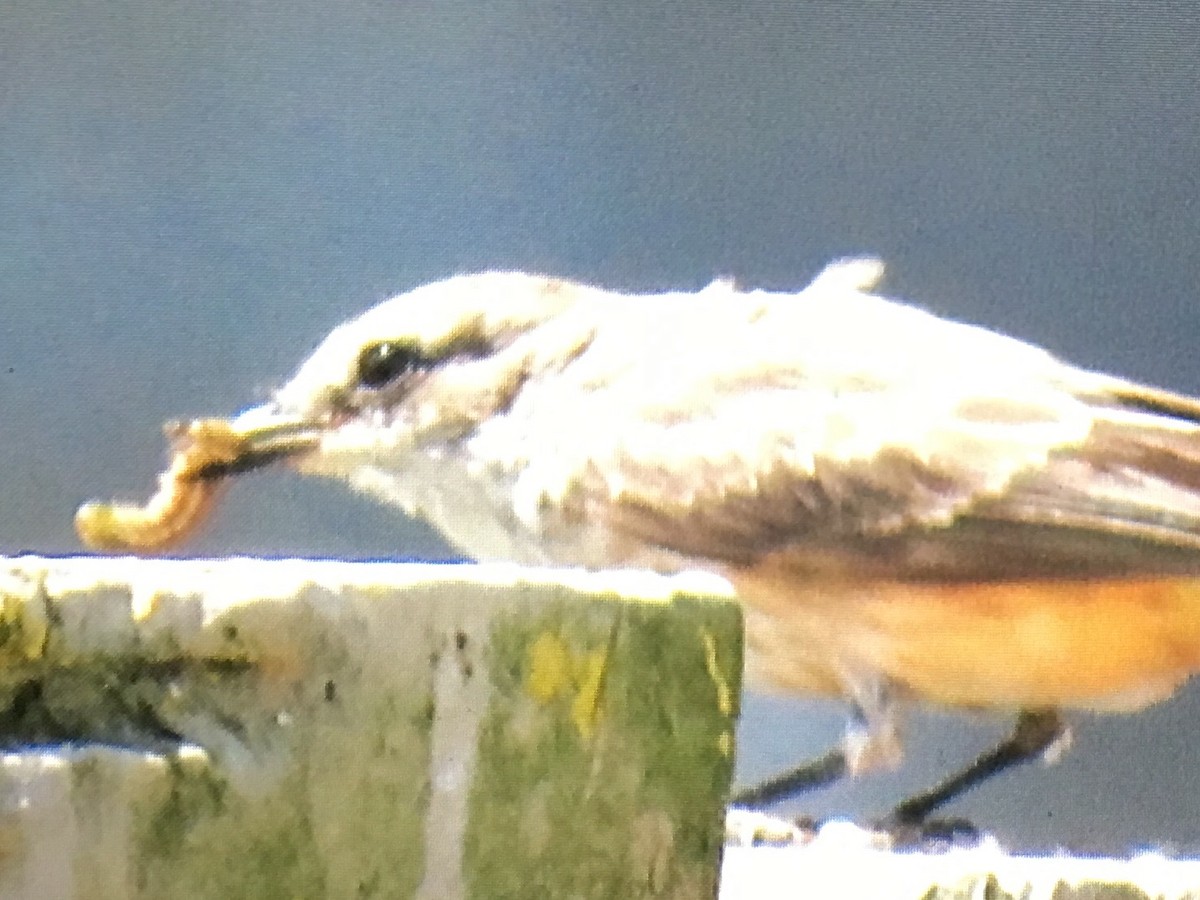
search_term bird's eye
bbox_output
[356,341,433,389]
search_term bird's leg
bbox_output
[884,708,1069,828]
[728,745,847,806]
[729,680,902,807]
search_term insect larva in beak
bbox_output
[75,418,246,553]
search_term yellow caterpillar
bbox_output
[75,419,246,552]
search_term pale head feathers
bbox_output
[272,272,590,420]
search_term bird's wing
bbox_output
[511,271,1200,581]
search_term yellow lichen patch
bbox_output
[525,632,572,703]
[716,731,732,757]
[524,631,609,740]
[570,647,608,740]
[700,628,732,716]
[0,594,48,664]
[701,628,735,756]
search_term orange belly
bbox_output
[731,565,1200,712]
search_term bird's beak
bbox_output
[188,404,325,481]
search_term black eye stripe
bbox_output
[356,341,434,389]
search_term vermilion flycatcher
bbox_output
[77,259,1200,822]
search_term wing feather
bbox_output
[522,268,1200,580]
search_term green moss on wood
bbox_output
[465,588,741,900]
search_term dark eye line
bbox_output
[355,336,492,390]
[356,341,433,389]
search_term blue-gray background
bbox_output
[4,0,1199,854]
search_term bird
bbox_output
[76,258,1200,825]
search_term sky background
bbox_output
[3,0,1200,854]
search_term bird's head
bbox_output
[75,272,611,555]
[225,271,601,485]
